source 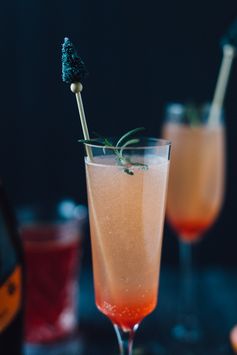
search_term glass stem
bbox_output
[172,239,202,342]
[114,324,138,355]
[179,240,195,314]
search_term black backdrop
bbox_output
[0,0,237,265]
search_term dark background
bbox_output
[0,0,237,266]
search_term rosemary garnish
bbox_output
[79,127,149,175]
[185,103,200,127]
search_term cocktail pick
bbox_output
[62,37,93,160]
[208,19,237,125]
[62,38,117,293]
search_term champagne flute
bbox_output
[84,137,170,354]
[162,103,225,343]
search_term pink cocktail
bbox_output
[84,138,171,354]
[162,103,225,342]
[163,121,225,243]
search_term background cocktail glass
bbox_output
[162,103,225,343]
[18,200,87,345]
[84,138,170,354]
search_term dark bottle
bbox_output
[0,181,23,354]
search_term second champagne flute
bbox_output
[162,103,225,343]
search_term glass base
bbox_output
[24,335,84,355]
[171,314,202,344]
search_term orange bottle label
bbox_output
[0,266,22,332]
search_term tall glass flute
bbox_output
[84,138,170,354]
[162,103,225,342]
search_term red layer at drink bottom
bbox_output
[22,227,80,343]
[96,295,156,331]
[168,218,213,242]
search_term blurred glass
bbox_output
[163,102,225,242]
[17,200,87,345]
[162,102,226,343]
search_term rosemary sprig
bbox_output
[185,103,200,127]
[79,127,148,175]
[115,127,145,147]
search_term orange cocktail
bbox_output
[162,103,225,343]
[163,122,225,242]
[86,153,169,330]
[84,138,170,353]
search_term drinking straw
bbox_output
[208,20,237,125]
[62,37,93,161]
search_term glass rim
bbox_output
[164,101,225,124]
[83,137,171,150]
